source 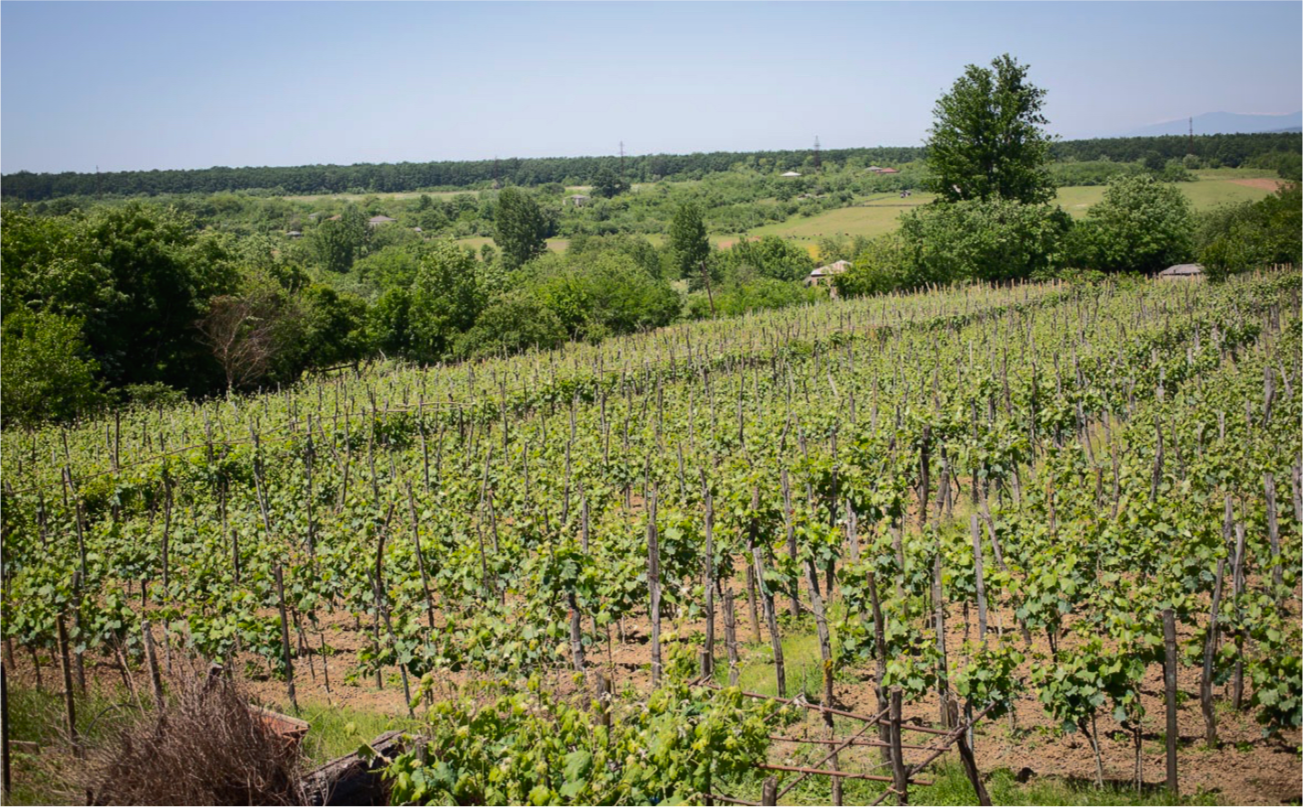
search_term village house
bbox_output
[803,259,853,295]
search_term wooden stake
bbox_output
[141,619,165,710]
[648,486,662,688]
[1162,608,1179,797]
[1,659,10,801]
[56,613,80,758]
[273,566,298,714]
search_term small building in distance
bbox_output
[285,230,303,239]
[368,215,397,227]
[781,171,802,178]
[803,259,853,295]
[1158,263,1205,280]
[568,194,590,207]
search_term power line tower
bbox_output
[813,136,822,172]
[619,141,626,177]
[493,156,501,189]
[1188,117,1194,156]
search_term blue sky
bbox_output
[2,2,1300,173]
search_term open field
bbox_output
[748,178,1283,246]
[2,270,1298,805]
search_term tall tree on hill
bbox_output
[312,204,369,273]
[669,203,711,284]
[495,188,549,270]
[925,54,1055,205]
[592,167,629,199]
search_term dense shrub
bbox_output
[899,198,1073,285]
[0,308,103,427]
[1199,183,1302,281]
[834,232,914,297]
[1068,174,1195,274]
[716,236,814,283]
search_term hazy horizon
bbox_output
[2,1,1300,175]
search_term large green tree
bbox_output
[311,204,370,273]
[408,242,485,361]
[925,54,1055,205]
[668,203,711,285]
[494,188,549,270]
[1068,173,1195,274]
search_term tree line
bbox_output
[3,132,1298,201]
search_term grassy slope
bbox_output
[754,178,1280,249]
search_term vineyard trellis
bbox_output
[2,271,1300,804]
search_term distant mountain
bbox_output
[1266,126,1303,133]
[1122,111,1303,137]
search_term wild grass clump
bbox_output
[82,674,305,806]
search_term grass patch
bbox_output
[298,699,416,765]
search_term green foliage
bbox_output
[900,198,1072,284]
[925,54,1055,205]
[954,642,1025,720]
[716,236,814,283]
[669,203,711,284]
[407,241,485,362]
[524,252,681,341]
[1198,183,1301,281]
[1068,174,1195,273]
[382,678,774,805]
[1248,618,1302,734]
[311,205,369,273]
[834,232,913,297]
[495,188,550,271]
[689,276,820,320]
[1,308,102,427]
[454,293,568,360]
[591,167,629,199]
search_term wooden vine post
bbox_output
[141,619,165,710]
[56,610,80,758]
[273,565,299,715]
[1,658,10,802]
[723,589,740,686]
[701,484,716,679]
[1162,608,1179,797]
[648,486,662,687]
[748,486,786,699]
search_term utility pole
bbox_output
[493,156,501,189]
[1188,117,1194,157]
[619,141,626,178]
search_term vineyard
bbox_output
[2,271,1300,804]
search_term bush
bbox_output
[834,232,915,297]
[690,276,821,319]
[1068,173,1195,274]
[899,198,1072,285]
[527,252,681,339]
[716,236,814,283]
[454,293,568,360]
[1199,183,1302,281]
[1,308,102,427]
